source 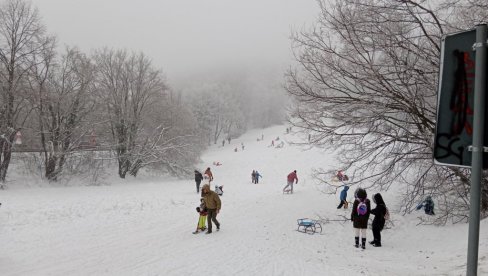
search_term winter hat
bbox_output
[373,193,385,205]
[356,188,367,200]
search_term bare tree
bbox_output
[94,49,167,178]
[28,46,96,181]
[287,0,487,223]
[0,0,47,184]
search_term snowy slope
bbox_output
[0,125,487,275]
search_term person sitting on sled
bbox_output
[416,195,435,215]
[193,198,208,234]
[337,170,349,181]
[215,185,224,196]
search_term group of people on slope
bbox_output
[193,167,222,235]
[251,170,262,184]
[349,188,388,248]
[337,185,388,248]
[193,184,222,234]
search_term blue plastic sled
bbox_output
[297,218,322,234]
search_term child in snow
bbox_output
[416,196,435,215]
[337,185,349,209]
[370,193,387,247]
[215,185,224,196]
[351,188,370,249]
[337,170,349,181]
[193,198,207,234]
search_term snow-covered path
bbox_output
[0,125,486,275]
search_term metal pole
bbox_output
[467,24,487,276]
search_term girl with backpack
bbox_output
[370,193,387,247]
[350,188,370,249]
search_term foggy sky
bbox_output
[34,0,318,88]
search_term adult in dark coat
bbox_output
[370,193,387,247]
[350,188,371,249]
[194,170,203,193]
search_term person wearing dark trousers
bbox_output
[283,170,298,193]
[201,184,221,234]
[254,171,262,184]
[351,188,370,249]
[370,193,387,247]
[337,186,349,209]
[194,170,203,193]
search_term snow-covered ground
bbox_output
[0,125,487,275]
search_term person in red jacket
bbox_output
[204,167,214,183]
[283,170,298,193]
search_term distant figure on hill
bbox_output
[254,170,262,184]
[204,167,214,183]
[283,170,298,193]
[241,142,245,150]
[222,139,225,147]
[251,170,256,183]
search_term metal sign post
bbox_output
[467,24,487,276]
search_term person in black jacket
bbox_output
[370,193,387,247]
[351,188,370,249]
[194,170,204,193]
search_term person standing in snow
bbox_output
[370,193,387,247]
[283,170,298,193]
[201,184,221,234]
[351,188,370,249]
[337,185,349,209]
[254,170,262,184]
[251,170,256,184]
[194,170,204,193]
[204,167,213,183]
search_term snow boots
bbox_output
[355,237,366,249]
